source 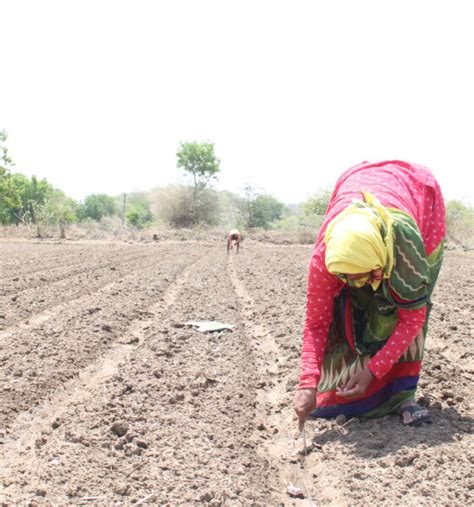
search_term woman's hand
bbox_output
[337,367,375,398]
[294,388,316,431]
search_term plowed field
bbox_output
[0,240,472,506]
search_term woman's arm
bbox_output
[299,242,342,389]
[367,305,427,379]
[338,302,427,398]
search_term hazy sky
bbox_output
[1,0,473,204]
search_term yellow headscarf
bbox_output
[324,192,394,290]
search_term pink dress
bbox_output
[299,161,445,417]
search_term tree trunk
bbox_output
[59,220,66,239]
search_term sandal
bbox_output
[398,403,432,427]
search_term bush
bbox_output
[302,188,331,216]
[154,185,221,228]
[77,194,116,221]
[446,200,474,249]
[125,199,153,229]
[272,214,321,244]
[238,193,287,229]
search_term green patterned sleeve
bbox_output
[382,211,431,309]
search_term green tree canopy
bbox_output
[3,173,32,223]
[46,190,78,224]
[125,195,153,229]
[0,174,21,224]
[176,142,220,196]
[302,188,332,216]
[78,194,116,221]
[0,172,55,225]
[0,130,17,223]
[0,130,14,172]
[246,194,287,229]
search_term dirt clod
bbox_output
[110,422,129,437]
[0,242,471,507]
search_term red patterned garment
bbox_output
[299,160,445,418]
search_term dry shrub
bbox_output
[0,221,230,244]
[445,200,474,250]
[0,218,152,242]
[152,185,220,228]
[0,223,56,239]
[250,227,316,245]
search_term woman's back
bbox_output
[319,160,445,255]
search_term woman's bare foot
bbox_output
[398,401,432,426]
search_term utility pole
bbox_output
[122,193,127,226]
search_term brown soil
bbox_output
[0,240,472,506]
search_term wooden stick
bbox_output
[133,493,156,505]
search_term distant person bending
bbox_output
[227,229,241,254]
[294,160,445,428]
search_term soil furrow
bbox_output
[0,260,161,344]
[0,247,183,331]
[0,243,128,279]
[0,241,471,506]
[0,245,212,431]
[1,247,273,505]
[231,244,474,506]
[0,251,210,504]
[0,248,156,296]
[228,253,328,506]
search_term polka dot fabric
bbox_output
[299,160,446,389]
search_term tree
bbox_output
[446,199,474,247]
[0,134,77,234]
[176,142,220,197]
[0,130,18,224]
[46,190,78,238]
[0,173,54,226]
[239,183,259,230]
[0,130,14,172]
[25,175,54,225]
[155,185,221,228]
[218,190,245,230]
[0,175,20,224]
[302,188,332,216]
[78,194,116,221]
[2,173,31,224]
[125,196,153,229]
[169,142,221,227]
[251,194,286,228]
[0,173,21,224]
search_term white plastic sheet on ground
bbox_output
[184,321,234,333]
